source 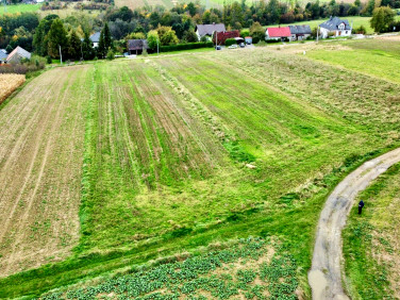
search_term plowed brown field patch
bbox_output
[0,65,92,277]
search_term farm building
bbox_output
[90,32,101,48]
[196,23,226,41]
[265,27,291,41]
[127,39,149,55]
[6,46,31,64]
[289,25,312,41]
[0,49,7,63]
[319,17,352,38]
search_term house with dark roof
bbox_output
[127,39,149,55]
[289,25,312,41]
[195,23,226,41]
[0,49,7,63]
[319,17,352,38]
[6,46,31,64]
[90,32,101,48]
[265,27,291,41]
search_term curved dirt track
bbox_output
[309,147,400,299]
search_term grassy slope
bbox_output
[307,38,400,84]
[306,39,400,299]
[1,42,400,298]
[0,3,41,14]
[343,163,400,299]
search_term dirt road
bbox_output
[309,148,400,299]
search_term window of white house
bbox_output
[338,23,345,30]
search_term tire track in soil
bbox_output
[308,147,400,300]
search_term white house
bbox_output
[90,32,101,48]
[6,46,31,64]
[319,17,352,38]
[0,49,7,63]
[288,25,312,41]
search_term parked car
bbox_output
[228,44,238,49]
[239,42,245,48]
[216,46,222,50]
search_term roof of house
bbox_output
[319,17,351,31]
[266,27,291,37]
[6,46,31,62]
[0,49,7,61]
[196,23,226,36]
[127,39,149,50]
[289,25,312,35]
[90,32,101,43]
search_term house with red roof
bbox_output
[265,26,291,42]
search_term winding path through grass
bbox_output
[308,147,400,299]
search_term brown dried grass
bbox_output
[0,74,25,104]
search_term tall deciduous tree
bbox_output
[370,6,395,32]
[47,18,68,59]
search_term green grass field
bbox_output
[1,40,400,298]
[343,163,400,299]
[307,38,400,84]
[0,3,41,14]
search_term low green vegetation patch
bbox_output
[0,3,41,14]
[343,163,400,299]
[41,237,299,300]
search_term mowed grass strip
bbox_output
[343,163,400,299]
[78,60,229,253]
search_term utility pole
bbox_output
[316,26,319,43]
[59,45,63,65]
[157,37,159,55]
[80,42,83,61]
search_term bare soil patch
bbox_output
[0,65,91,277]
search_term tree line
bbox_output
[1,0,399,61]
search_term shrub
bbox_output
[224,38,236,46]
[240,29,250,38]
[106,50,114,60]
[46,56,52,64]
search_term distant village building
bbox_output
[289,25,311,41]
[90,32,101,48]
[195,23,226,41]
[319,17,352,38]
[265,27,291,41]
[6,46,31,64]
[0,49,7,63]
[127,39,149,55]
